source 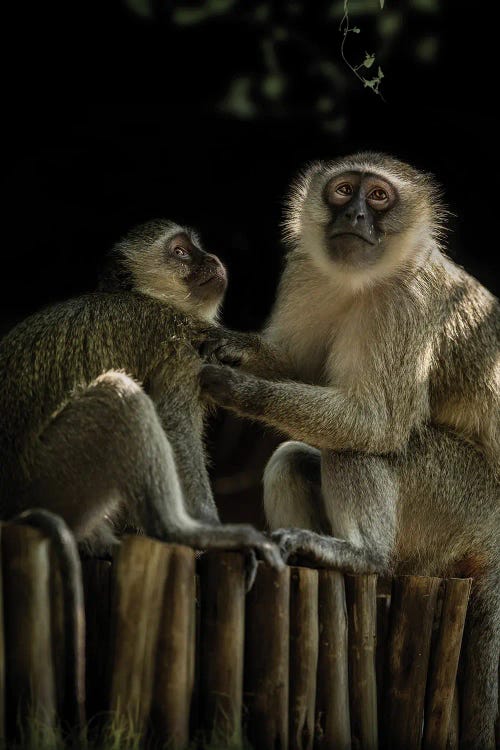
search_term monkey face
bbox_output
[284,153,444,286]
[103,219,228,322]
[163,231,228,303]
[323,171,398,268]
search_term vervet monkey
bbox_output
[0,220,284,726]
[0,218,282,563]
[200,154,500,747]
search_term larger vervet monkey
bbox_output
[0,219,282,565]
[200,154,500,747]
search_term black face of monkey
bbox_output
[323,171,398,267]
[164,231,228,301]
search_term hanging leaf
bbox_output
[363,52,375,68]
[352,26,360,33]
[380,0,385,7]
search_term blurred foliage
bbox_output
[124,0,439,132]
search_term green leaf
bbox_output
[363,52,375,68]
[352,26,361,33]
[380,0,385,8]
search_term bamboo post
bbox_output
[108,536,170,735]
[244,563,290,750]
[496,664,500,749]
[315,570,351,750]
[375,588,391,747]
[446,683,459,750]
[345,574,378,750]
[289,567,319,750]
[82,559,112,721]
[385,575,441,750]
[198,551,246,747]
[0,526,5,742]
[1,524,57,739]
[49,548,66,718]
[423,577,471,749]
[151,545,196,750]
[190,573,201,738]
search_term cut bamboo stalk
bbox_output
[385,575,441,750]
[345,574,378,750]
[244,563,290,750]
[49,548,66,718]
[289,566,319,750]
[1,524,57,738]
[423,577,471,750]
[0,526,5,742]
[82,559,112,722]
[108,536,170,734]
[496,663,500,749]
[151,544,196,750]
[446,682,459,750]
[376,589,391,747]
[198,551,246,747]
[190,573,201,739]
[315,570,351,750]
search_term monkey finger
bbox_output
[199,363,237,404]
[253,538,286,571]
[199,338,227,360]
[200,339,243,367]
[244,549,258,591]
[271,528,314,564]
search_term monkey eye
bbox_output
[335,183,353,196]
[173,245,190,259]
[368,188,388,203]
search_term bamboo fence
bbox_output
[0,524,482,749]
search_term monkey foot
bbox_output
[271,527,368,571]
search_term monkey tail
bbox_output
[11,509,86,732]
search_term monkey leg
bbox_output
[24,370,282,571]
[156,407,284,572]
[24,370,198,544]
[265,444,397,573]
[263,441,328,532]
[459,572,500,749]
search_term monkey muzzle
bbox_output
[326,192,382,266]
[189,260,227,298]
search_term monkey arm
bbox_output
[200,364,423,453]
[201,328,294,380]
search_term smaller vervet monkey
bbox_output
[0,219,282,565]
[0,219,283,726]
[201,154,500,747]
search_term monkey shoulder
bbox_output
[0,292,207,449]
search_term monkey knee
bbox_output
[82,370,157,424]
[89,370,143,402]
[264,442,319,489]
[263,441,321,529]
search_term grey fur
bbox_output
[200,154,500,747]
[0,219,282,570]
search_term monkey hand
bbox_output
[200,328,262,367]
[199,363,245,407]
[271,528,345,568]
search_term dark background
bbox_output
[2,0,498,522]
[3,0,498,336]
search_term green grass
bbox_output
[3,711,253,750]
